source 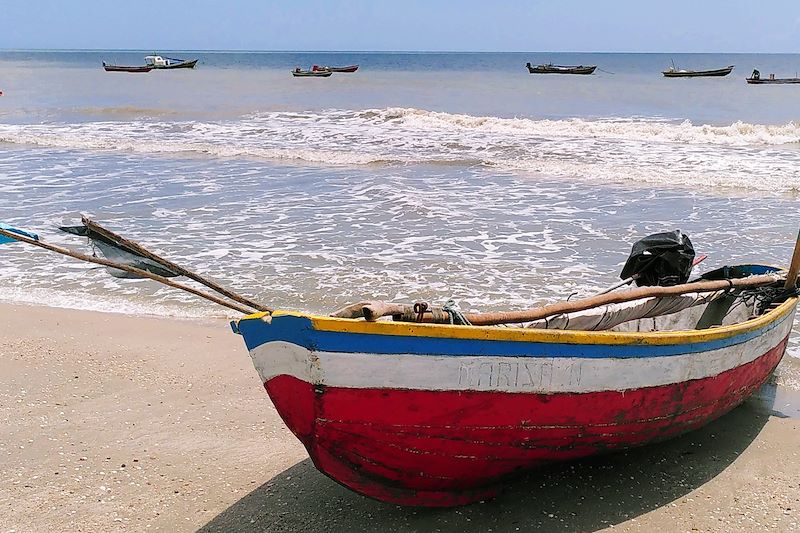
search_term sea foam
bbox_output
[2,108,800,192]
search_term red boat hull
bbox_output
[236,280,796,507]
[263,336,788,507]
[328,65,358,73]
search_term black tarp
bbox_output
[620,230,695,287]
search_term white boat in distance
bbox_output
[144,55,198,69]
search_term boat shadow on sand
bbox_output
[199,383,786,533]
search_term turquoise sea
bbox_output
[1,50,800,376]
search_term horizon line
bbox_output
[1,48,799,55]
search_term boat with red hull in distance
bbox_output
[102,62,153,73]
[663,65,734,78]
[292,67,332,77]
[526,62,597,74]
[234,261,798,507]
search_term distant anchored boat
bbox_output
[314,64,359,73]
[746,69,800,84]
[292,67,332,77]
[102,62,153,73]
[144,55,198,69]
[526,62,597,74]
[662,65,734,78]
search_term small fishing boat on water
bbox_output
[102,62,153,73]
[2,221,799,508]
[746,69,800,84]
[526,62,597,74]
[663,64,734,78]
[292,68,332,77]
[747,78,800,84]
[144,55,198,69]
[313,64,359,73]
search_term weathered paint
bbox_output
[249,309,793,393]
[235,289,797,507]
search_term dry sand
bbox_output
[1,302,799,532]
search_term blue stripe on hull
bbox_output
[238,311,790,359]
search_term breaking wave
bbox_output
[3,107,800,361]
[2,108,800,191]
[373,108,800,146]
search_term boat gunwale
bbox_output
[237,295,797,348]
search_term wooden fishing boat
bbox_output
[292,68,333,77]
[526,62,596,74]
[314,64,359,73]
[746,77,800,84]
[663,65,734,78]
[102,62,153,73]
[144,55,198,69]
[234,263,797,507]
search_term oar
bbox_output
[0,223,38,244]
[80,215,272,313]
[0,228,258,315]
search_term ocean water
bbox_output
[1,50,800,373]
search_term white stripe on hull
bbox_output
[249,311,793,394]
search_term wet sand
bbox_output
[1,303,799,532]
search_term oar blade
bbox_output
[0,223,39,245]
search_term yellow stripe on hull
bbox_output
[240,296,797,347]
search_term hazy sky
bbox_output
[1,0,799,52]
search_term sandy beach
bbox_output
[1,302,799,532]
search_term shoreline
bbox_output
[1,302,799,531]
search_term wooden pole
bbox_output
[80,215,272,313]
[784,229,800,289]
[334,273,784,325]
[463,274,782,326]
[0,228,257,315]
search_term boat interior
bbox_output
[526,265,791,333]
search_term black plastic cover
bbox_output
[620,230,696,287]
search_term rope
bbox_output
[442,299,471,326]
[413,302,429,322]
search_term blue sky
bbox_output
[2,0,799,52]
